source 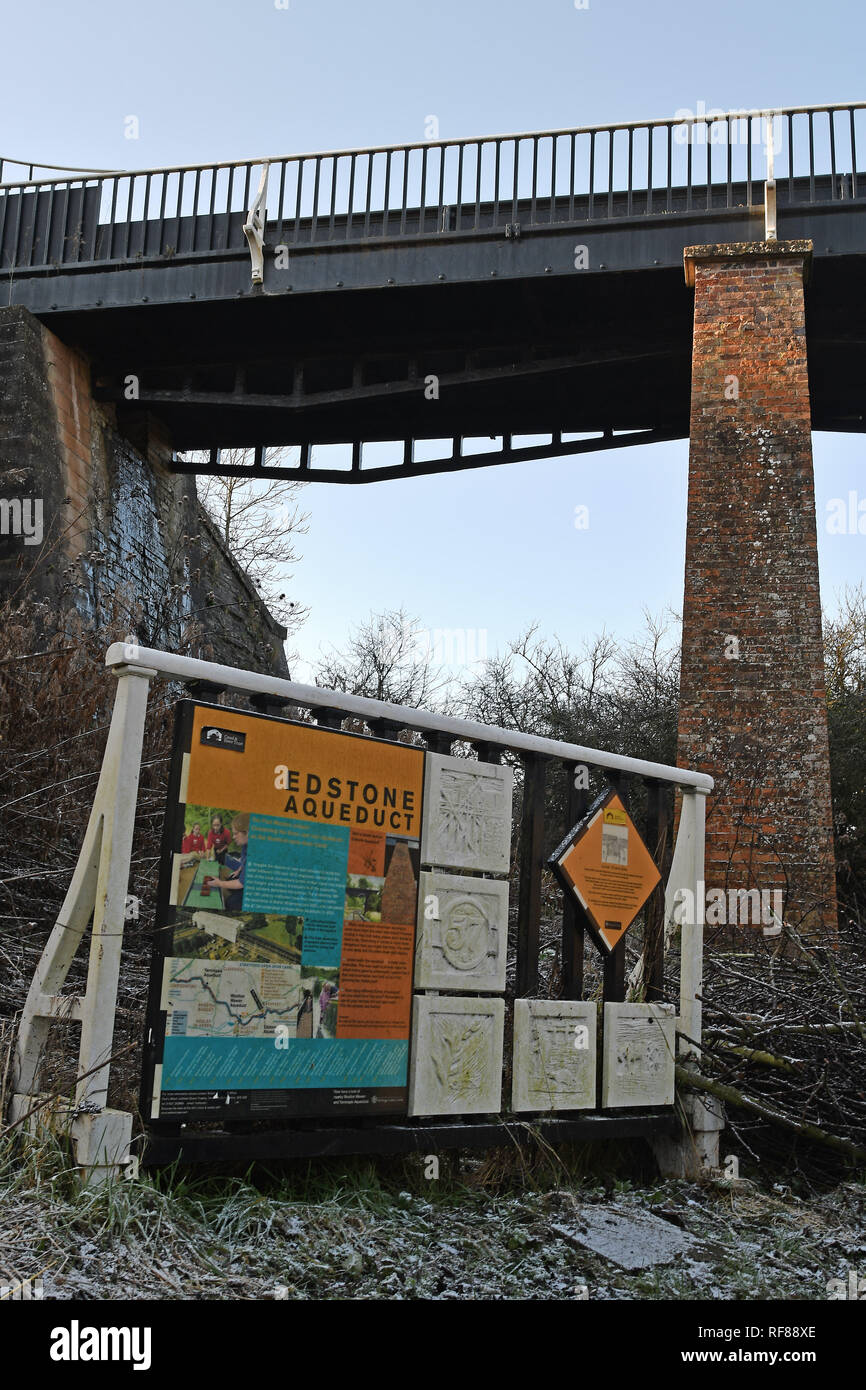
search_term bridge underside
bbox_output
[4,188,864,479]
[104,268,699,478]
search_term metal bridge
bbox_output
[2,102,864,482]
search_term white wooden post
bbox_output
[652,786,722,1176]
[764,113,777,242]
[675,788,706,1065]
[10,660,156,1183]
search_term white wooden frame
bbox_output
[9,644,715,1181]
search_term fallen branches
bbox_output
[669,909,866,1177]
[675,1065,866,1165]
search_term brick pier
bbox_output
[678,241,837,939]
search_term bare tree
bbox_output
[823,584,866,896]
[194,448,310,637]
[314,607,452,711]
[824,582,866,701]
[460,612,679,765]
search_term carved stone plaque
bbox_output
[601,1003,676,1108]
[420,753,512,874]
[408,995,505,1116]
[511,1000,597,1112]
[415,871,508,993]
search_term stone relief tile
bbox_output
[408,995,504,1116]
[511,1000,597,1112]
[415,871,508,992]
[601,1002,676,1108]
[420,753,512,874]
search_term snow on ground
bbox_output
[1,1139,863,1301]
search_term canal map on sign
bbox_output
[164,959,301,1039]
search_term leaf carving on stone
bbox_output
[430,1016,488,1100]
[437,775,485,857]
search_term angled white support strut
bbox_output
[243,162,269,284]
[9,652,155,1183]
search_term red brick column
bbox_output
[381,842,417,926]
[678,240,837,940]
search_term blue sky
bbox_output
[1,0,863,679]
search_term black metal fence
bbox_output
[1,103,864,272]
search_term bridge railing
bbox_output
[1,102,864,272]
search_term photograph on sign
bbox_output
[142,702,425,1123]
[549,789,660,954]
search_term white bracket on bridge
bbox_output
[8,643,715,1182]
[764,112,777,242]
[243,162,269,284]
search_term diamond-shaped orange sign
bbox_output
[550,789,660,954]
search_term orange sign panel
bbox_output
[145,701,427,1124]
[187,705,423,834]
[550,791,660,953]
